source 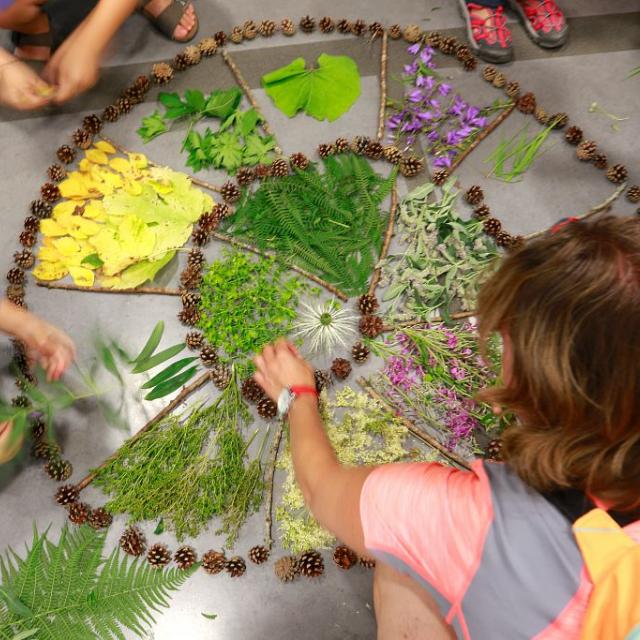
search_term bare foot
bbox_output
[0,421,23,465]
[142,0,197,41]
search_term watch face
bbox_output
[277,388,294,417]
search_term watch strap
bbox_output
[289,385,318,398]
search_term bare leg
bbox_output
[0,4,51,61]
[374,562,457,640]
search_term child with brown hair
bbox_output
[254,215,640,639]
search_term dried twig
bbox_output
[377,32,388,141]
[524,182,627,240]
[264,420,285,550]
[221,48,283,156]
[449,103,516,174]
[36,282,181,296]
[211,230,349,301]
[383,310,477,332]
[75,371,212,492]
[368,185,398,296]
[358,378,471,470]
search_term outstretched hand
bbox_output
[253,339,315,402]
[0,56,52,110]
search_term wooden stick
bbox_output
[357,378,471,470]
[383,310,477,332]
[100,135,223,194]
[264,421,285,550]
[221,49,283,156]
[36,282,182,296]
[449,103,516,174]
[524,182,627,241]
[210,231,349,301]
[377,31,389,142]
[368,185,398,296]
[75,371,212,492]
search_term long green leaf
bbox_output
[132,343,185,374]
[144,366,198,400]
[100,345,122,383]
[132,321,165,364]
[10,629,39,640]
[0,586,32,618]
[140,357,198,389]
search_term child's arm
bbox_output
[0,48,52,110]
[254,339,374,556]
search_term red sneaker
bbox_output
[508,0,569,48]
[458,1,514,64]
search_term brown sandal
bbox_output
[139,0,199,43]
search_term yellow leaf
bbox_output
[109,157,133,174]
[52,201,80,218]
[83,201,107,221]
[53,237,81,257]
[37,246,61,262]
[73,218,101,236]
[33,262,69,281]
[149,179,173,195]
[85,149,109,165]
[119,215,155,257]
[69,266,95,287]
[78,158,92,173]
[59,177,91,199]
[94,140,116,154]
[124,180,143,196]
[40,219,67,237]
[128,152,148,170]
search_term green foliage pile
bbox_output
[93,377,264,546]
[0,525,194,640]
[221,154,396,297]
[197,249,303,364]
[382,179,499,321]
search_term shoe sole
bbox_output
[456,0,514,64]
[506,0,569,48]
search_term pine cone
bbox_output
[331,358,352,381]
[6,268,25,285]
[492,72,506,88]
[178,306,201,327]
[281,18,296,36]
[197,211,217,235]
[44,458,72,481]
[202,550,226,574]
[365,141,384,160]
[123,85,145,105]
[259,19,276,37]
[548,112,568,129]
[592,153,608,170]
[116,97,132,115]
[425,31,441,47]
[88,507,113,529]
[359,315,384,338]
[482,65,497,82]
[212,202,232,220]
[55,484,79,506]
[270,158,289,178]
[236,166,255,186]
[358,294,379,315]
[241,377,264,403]
[626,186,640,203]
[388,24,403,39]
[505,81,520,99]
[173,52,191,70]
[72,128,92,149]
[274,556,298,582]
[318,143,335,159]
[47,163,66,182]
[180,266,202,290]
[351,19,367,36]
[183,44,202,64]
[576,140,597,161]
[186,331,205,350]
[516,92,536,115]
[368,22,384,39]
[485,438,503,461]
[564,125,583,145]
[24,216,40,234]
[199,37,218,56]
[133,74,151,92]
[12,394,30,408]
[210,363,231,390]
[465,185,484,205]
[174,545,197,569]
[181,291,201,308]
[314,369,331,393]
[40,182,60,203]
[495,231,513,247]
[455,43,472,60]
[230,26,243,43]
[403,24,422,44]
[221,181,241,203]
[399,156,423,178]
[336,19,352,34]
[56,144,76,164]
[606,164,628,184]
[248,545,270,565]
[257,397,277,419]
[334,137,349,153]
[351,136,370,155]
[300,15,315,33]
[360,556,376,569]
[33,440,61,460]
[31,418,45,440]
[214,30,228,46]
[318,16,334,33]
[147,543,171,568]
[298,550,324,578]
[289,152,309,171]
[333,545,358,570]
[187,248,205,270]
[226,556,246,577]
[439,36,458,55]
[82,113,103,134]
[432,169,449,186]
[30,199,52,219]
[152,62,174,85]
[67,502,91,525]
[200,345,218,366]
[102,104,120,123]
[119,525,147,556]
[483,217,502,236]
[382,146,402,164]
[462,56,478,72]
[352,342,370,363]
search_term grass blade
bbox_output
[132,343,186,374]
[144,366,198,400]
[132,321,165,364]
[140,357,198,389]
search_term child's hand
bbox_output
[253,339,315,402]
[0,56,52,110]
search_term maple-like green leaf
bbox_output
[202,87,242,119]
[242,133,276,166]
[208,129,244,173]
[262,53,361,122]
[137,110,168,142]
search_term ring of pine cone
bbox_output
[357,293,379,315]
[359,315,384,339]
[120,526,147,556]
[147,543,171,568]
[352,342,370,363]
[88,507,113,529]
[174,545,198,569]
[274,555,298,582]
[202,550,226,574]
[606,164,628,184]
[516,92,536,115]
[248,545,270,565]
[465,185,484,206]
[331,358,352,381]
[297,550,324,578]
[55,484,79,506]
[226,556,246,577]
[44,457,72,481]
[257,396,277,419]
[333,545,358,570]
[242,377,265,403]
[67,502,91,525]
[627,186,640,203]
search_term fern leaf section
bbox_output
[221,153,397,297]
[0,525,193,640]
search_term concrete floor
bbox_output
[0,2,639,638]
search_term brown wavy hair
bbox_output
[477,216,640,510]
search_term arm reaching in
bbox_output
[0,48,52,110]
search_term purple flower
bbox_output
[418,110,434,122]
[438,83,452,96]
[433,154,452,168]
[420,49,433,64]
[408,89,424,103]
[427,130,440,143]
[450,366,466,381]
[447,334,458,349]
[407,43,422,55]
[404,61,419,75]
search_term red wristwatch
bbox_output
[277,385,318,417]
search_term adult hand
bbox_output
[0,56,52,110]
[253,339,315,402]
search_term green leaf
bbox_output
[137,110,169,143]
[262,54,361,122]
[0,585,33,618]
[10,629,39,640]
[140,357,198,389]
[133,321,165,364]
[132,343,186,374]
[81,253,104,268]
[208,130,244,173]
[184,89,205,113]
[201,612,218,620]
[98,343,123,383]
[159,92,190,119]
[144,366,198,400]
[203,87,242,119]
[242,134,276,166]
[154,518,165,535]
[237,108,261,137]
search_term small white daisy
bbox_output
[292,299,358,355]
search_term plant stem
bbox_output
[357,377,471,470]
[263,420,284,550]
[221,48,283,156]
[210,231,349,301]
[75,370,212,492]
[382,310,477,332]
[368,184,398,296]
[36,282,182,296]
[377,31,388,142]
